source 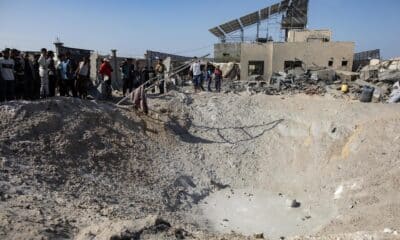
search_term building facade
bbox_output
[214,29,355,81]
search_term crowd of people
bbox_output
[190,57,223,93]
[118,58,164,97]
[0,47,91,102]
[0,47,224,103]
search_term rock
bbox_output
[0,157,8,169]
[286,199,301,208]
[373,88,382,102]
[384,228,393,233]
[254,233,264,239]
[174,228,188,239]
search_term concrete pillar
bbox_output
[111,49,119,89]
[256,22,260,40]
[53,41,64,56]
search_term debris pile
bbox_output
[226,67,329,96]
[224,59,400,103]
[356,58,400,102]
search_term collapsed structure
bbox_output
[210,0,354,81]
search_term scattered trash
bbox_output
[388,81,400,103]
[360,86,375,103]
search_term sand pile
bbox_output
[1,92,400,239]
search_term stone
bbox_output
[384,228,393,233]
[254,233,264,239]
[286,199,301,208]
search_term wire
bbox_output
[171,44,214,56]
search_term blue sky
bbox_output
[0,0,399,59]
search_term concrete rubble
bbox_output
[222,58,400,104]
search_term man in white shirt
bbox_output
[0,48,16,101]
[38,48,49,98]
[190,57,202,93]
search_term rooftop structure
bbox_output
[209,0,308,42]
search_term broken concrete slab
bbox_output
[336,70,359,82]
[312,69,336,83]
[378,70,400,83]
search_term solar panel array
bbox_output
[240,11,260,28]
[209,0,309,38]
[219,19,242,34]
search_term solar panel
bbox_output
[280,0,290,12]
[260,7,270,20]
[208,0,309,38]
[209,27,226,38]
[281,0,308,29]
[240,11,260,27]
[219,19,242,34]
[270,3,281,15]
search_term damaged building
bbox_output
[210,0,355,81]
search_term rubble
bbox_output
[222,57,400,104]
[388,82,400,103]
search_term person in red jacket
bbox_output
[99,58,113,99]
[99,58,113,83]
[214,66,223,92]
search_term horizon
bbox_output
[0,0,399,59]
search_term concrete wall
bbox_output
[238,41,355,80]
[271,42,354,73]
[214,43,241,62]
[240,43,274,81]
[287,29,332,43]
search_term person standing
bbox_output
[65,52,78,97]
[199,67,206,91]
[120,58,133,96]
[206,68,212,92]
[23,53,35,100]
[214,66,223,93]
[38,48,49,98]
[32,54,41,99]
[47,51,56,97]
[132,61,141,89]
[99,58,113,99]
[155,58,166,94]
[190,57,202,93]
[0,48,16,101]
[57,54,70,96]
[75,56,90,99]
[12,49,25,100]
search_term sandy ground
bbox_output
[1,91,400,240]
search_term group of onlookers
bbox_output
[1,48,224,102]
[0,47,91,102]
[119,58,160,96]
[190,57,223,93]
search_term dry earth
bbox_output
[1,91,400,240]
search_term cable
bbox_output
[171,44,214,56]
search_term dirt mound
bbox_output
[1,93,400,239]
